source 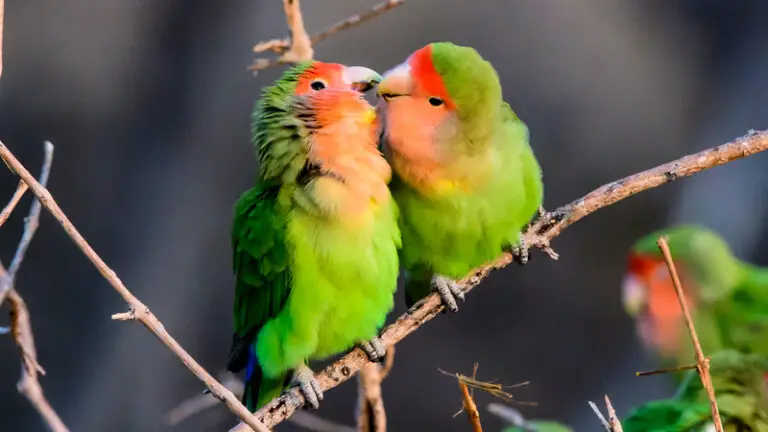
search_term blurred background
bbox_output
[1,0,767,431]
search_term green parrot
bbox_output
[227,61,401,411]
[622,349,768,431]
[621,225,768,374]
[376,42,544,311]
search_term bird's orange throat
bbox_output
[305,118,392,221]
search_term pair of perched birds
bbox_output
[227,42,544,411]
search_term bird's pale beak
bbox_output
[621,273,647,317]
[376,63,412,100]
[342,66,383,93]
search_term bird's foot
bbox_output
[358,337,386,363]
[432,274,464,313]
[285,365,323,410]
[510,236,530,266]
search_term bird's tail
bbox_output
[242,346,290,411]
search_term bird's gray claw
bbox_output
[511,237,530,266]
[432,275,463,312]
[288,365,323,410]
[359,337,387,363]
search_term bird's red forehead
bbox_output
[407,45,455,109]
[628,253,662,275]
[294,62,346,95]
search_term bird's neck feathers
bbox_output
[292,113,393,224]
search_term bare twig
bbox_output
[249,0,405,71]
[456,364,483,432]
[224,131,768,430]
[0,181,28,228]
[0,143,67,431]
[0,141,53,306]
[589,401,611,431]
[4,286,69,432]
[657,237,723,432]
[636,362,699,377]
[604,395,623,432]
[0,143,270,432]
[356,347,394,432]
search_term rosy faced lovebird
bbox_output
[227,61,401,411]
[622,225,768,377]
[376,42,544,312]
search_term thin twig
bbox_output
[604,395,623,432]
[0,143,67,431]
[226,130,768,430]
[636,362,699,377]
[0,141,53,306]
[356,347,394,432]
[457,364,483,432]
[589,401,611,431]
[0,142,270,432]
[657,237,723,432]
[0,181,28,228]
[4,286,69,432]
[249,0,405,71]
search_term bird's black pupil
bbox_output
[311,81,326,91]
[429,97,443,106]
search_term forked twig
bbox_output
[657,237,723,432]
[249,0,405,71]
[356,347,395,432]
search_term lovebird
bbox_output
[227,61,401,411]
[376,42,544,312]
[622,349,768,431]
[621,225,768,374]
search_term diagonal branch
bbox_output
[249,0,405,72]
[657,237,723,431]
[0,141,270,432]
[227,129,768,431]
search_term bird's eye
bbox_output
[428,97,444,107]
[310,79,327,91]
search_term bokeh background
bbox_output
[1,0,768,431]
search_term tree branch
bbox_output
[0,142,270,432]
[249,0,405,72]
[227,129,768,431]
[657,237,723,432]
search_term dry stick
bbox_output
[458,371,483,432]
[0,141,53,306]
[0,181,28,227]
[225,131,768,430]
[355,347,394,432]
[0,143,270,432]
[657,237,724,432]
[4,286,69,432]
[249,0,405,71]
[636,362,699,377]
[0,144,68,431]
[604,395,623,432]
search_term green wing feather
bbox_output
[227,185,291,372]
